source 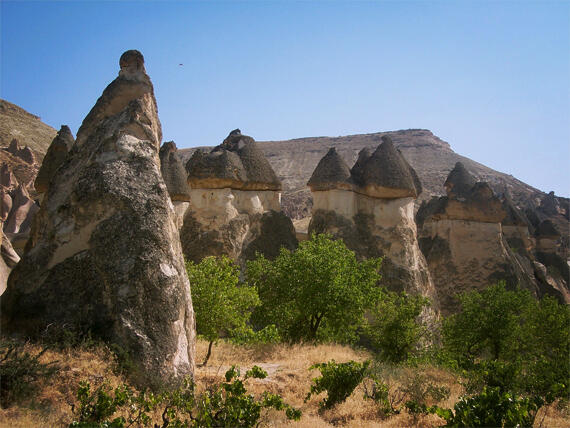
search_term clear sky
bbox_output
[1,0,568,196]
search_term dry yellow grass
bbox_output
[1,339,568,427]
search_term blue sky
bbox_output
[1,1,568,196]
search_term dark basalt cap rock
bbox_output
[351,136,422,198]
[35,125,75,194]
[307,147,352,191]
[159,141,191,202]
[186,129,281,191]
[444,162,476,199]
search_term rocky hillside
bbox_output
[0,99,56,159]
[179,129,548,220]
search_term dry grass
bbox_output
[1,339,568,427]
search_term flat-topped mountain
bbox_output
[179,129,548,220]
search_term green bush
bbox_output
[248,233,382,343]
[430,386,543,428]
[0,340,59,408]
[69,366,301,427]
[305,360,370,410]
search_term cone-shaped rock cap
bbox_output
[159,141,191,202]
[186,129,281,191]
[308,148,352,191]
[444,162,476,199]
[35,125,75,193]
[351,136,421,198]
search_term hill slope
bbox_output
[0,99,57,159]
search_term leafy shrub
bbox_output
[69,365,301,427]
[0,340,59,407]
[248,234,382,343]
[430,386,543,427]
[305,360,370,410]
[366,291,430,363]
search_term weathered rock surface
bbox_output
[159,141,191,228]
[35,125,75,195]
[308,137,436,304]
[182,130,296,264]
[2,50,195,386]
[418,163,569,313]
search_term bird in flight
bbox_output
[179,63,184,66]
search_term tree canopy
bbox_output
[246,233,382,343]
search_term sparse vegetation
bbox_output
[69,365,301,427]
[0,340,59,408]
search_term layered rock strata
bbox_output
[417,163,569,314]
[182,129,297,264]
[1,50,195,385]
[307,137,436,304]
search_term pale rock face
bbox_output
[181,187,294,264]
[172,201,190,230]
[1,50,195,386]
[309,190,436,303]
[419,219,538,314]
[312,190,356,219]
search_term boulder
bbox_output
[1,50,195,386]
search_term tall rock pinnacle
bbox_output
[2,50,195,386]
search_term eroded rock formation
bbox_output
[418,162,569,314]
[308,137,436,304]
[35,125,75,196]
[1,50,195,386]
[182,129,297,264]
[159,141,191,228]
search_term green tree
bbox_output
[247,233,382,343]
[366,291,430,363]
[186,256,260,366]
[442,282,570,402]
[442,282,531,364]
